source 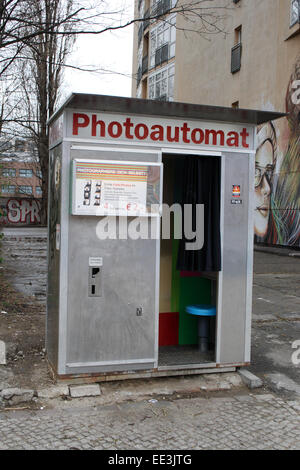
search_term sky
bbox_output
[63,1,134,101]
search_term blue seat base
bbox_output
[185,304,216,317]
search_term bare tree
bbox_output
[7,0,75,223]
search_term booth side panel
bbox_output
[46,145,62,370]
[218,152,251,364]
[65,147,160,373]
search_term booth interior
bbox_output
[158,153,221,367]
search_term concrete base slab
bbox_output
[238,369,263,389]
[69,384,101,398]
[0,341,6,365]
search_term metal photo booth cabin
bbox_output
[46,94,283,381]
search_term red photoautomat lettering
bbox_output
[108,121,122,138]
[123,117,134,139]
[72,112,251,150]
[150,125,164,141]
[226,131,239,147]
[135,123,149,140]
[181,123,190,143]
[205,129,225,146]
[191,128,204,144]
[166,126,179,143]
[73,113,90,135]
[240,128,249,148]
[92,115,105,137]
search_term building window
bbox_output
[19,185,33,195]
[1,185,15,194]
[19,169,33,178]
[2,168,16,177]
[149,14,176,69]
[14,139,27,152]
[35,186,42,195]
[148,63,175,101]
[231,26,242,74]
[151,0,176,16]
[290,0,300,26]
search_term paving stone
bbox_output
[238,369,263,389]
[0,387,34,405]
[37,385,69,399]
[69,384,101,398]
[0,367,14,390]
[266,373,300,396]
[0,341,6,365]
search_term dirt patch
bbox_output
[0,271,54,390]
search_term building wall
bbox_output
[0,197,41,226]
[132,0,300,247]
[0,145,42,226]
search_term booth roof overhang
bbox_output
[48,93,287,127]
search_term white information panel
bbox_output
[71,159,163,216]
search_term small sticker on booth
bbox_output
[56,224,60,251]
[89,257,103,267]
[231,199,243,205]
[232,185,241,197]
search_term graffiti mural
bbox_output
[254,58,300,248]
[0,198,41,226]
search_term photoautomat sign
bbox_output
[66,110,254,151]
[71,159,162,216]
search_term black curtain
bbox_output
[176,156,221,272]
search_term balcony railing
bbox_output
[152,0,171,17]
[138,23,143,45]
[144,9,150,30]
[137,66,142,86]
[155,43,169,67]
[231,43,242,74]
[142,55,148,75]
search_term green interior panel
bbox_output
[171,238,181,313]
[178,276,211,345]
[171,237,212,345]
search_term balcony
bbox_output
[144,9,150,31]
[231,43,242,74]
[155,43,169,67]
[142,55,148,75]
[152,0,171,17]
[138,23,143,45]
[137,66,142,86]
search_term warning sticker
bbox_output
[231,199,242,205]
[232,185,241,197]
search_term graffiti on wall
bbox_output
[0,198,41,226]
[254,58,300,248]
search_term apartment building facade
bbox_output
[0,139,42,226]
[132,0,300,248]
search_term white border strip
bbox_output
[66,359,155,368]
[64,137,256,154]
[215,153,225,364]
[154,150,163,368]
[244,141,256,362]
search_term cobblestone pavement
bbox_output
[0,393,299,450]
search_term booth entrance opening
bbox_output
[158,153,221,368]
